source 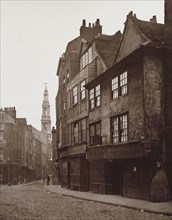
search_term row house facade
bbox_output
[55,0,171,202]
[0,107,50,184]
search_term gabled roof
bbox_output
[65,36,81,54]
[114,12,166,64]
[95,31,122,68]
[130,15,165,47]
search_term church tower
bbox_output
[41,84,51,143]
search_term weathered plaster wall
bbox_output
[89,58,144,144]
[143,55,164,141]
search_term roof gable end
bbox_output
[115,16,148,64]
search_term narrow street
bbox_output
[0,182,170,220]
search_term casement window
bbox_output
[120,71,127,95]
[89,121,101,146]
[111,113,128,143]
[80,47,93,70]
[95,85,100,107]
[81,118,87,142]
[71,119,87,145]
[112,71,127,99]
[72,86,78,105]
[80,80,86,100]
[89,85,101,110]
[112,77,118,99]
[73,122,79,144]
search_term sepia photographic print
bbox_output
[0,0,172,219]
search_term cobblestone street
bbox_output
[0,182,171,220]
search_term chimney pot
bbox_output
[150,15,157,23]
[89,22,91,27]
[95,19,100,26]
[82,19,86,27]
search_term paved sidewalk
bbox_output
[44,184,172,216]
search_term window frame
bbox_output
[111,113,128,143]
[72,86,78,105]
[89,121,101,146]
[112,71,128,99]
[80,80,86,101]
[80,47,93,70]
[73,122,79,144]
[80,118,87,142]
[89,84,101,110]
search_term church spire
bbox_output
[41,84,51,143]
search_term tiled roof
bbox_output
[65,36,81,54]
[130,16,166,47]
[95,31,122,68]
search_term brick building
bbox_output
[0,107,50,184]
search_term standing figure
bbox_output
[47,175,50,185]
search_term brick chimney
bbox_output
[80,19,102,42]
[4,107,16,120]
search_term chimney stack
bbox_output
[80,18,102,42]
[150,15,157,23]
[82,19,86,27]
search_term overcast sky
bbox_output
[1,0,164,130]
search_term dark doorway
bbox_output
[105,161,121,195]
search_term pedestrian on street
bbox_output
[47,175,50,185]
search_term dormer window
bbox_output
[80,47,93,70]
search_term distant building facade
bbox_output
[0,107,50,184]
[55,0,171,201]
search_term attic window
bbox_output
[80,47,93,70]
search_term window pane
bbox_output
[90,125,95,136]
[89,89,94,100]
[88,47,93,63]
[74,123,79,143]
[96,85,100,96]
[95,123,101,135]
[120,115,128,142]
[90,99,94,109]
[81,80,86,100]
[73,86,78,104]
[96,96,100,107]
[81,119,86,142]
[112,77,118,99]
[111,117,118,143]
[120,72,127,95]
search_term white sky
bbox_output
[1,0,164,130]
